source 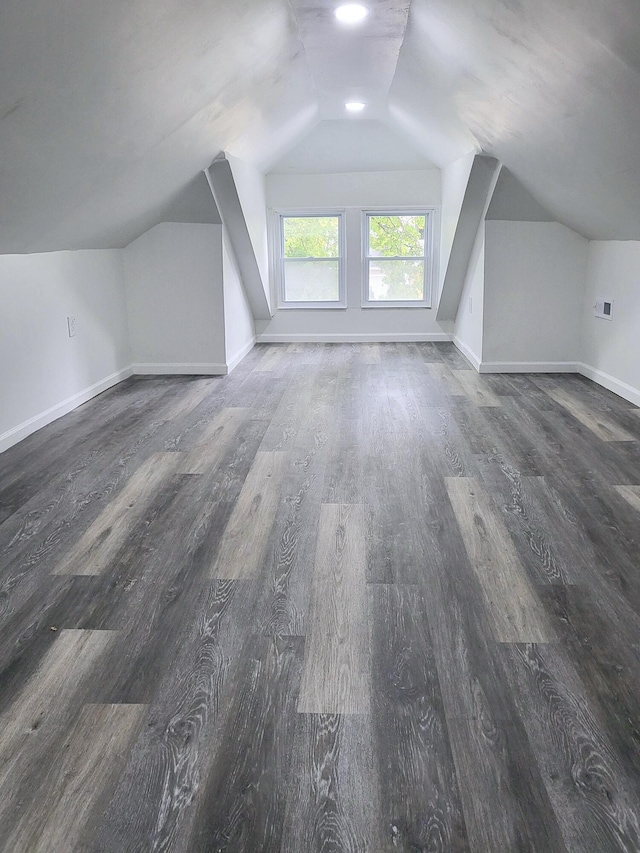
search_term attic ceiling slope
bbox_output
[289,0,411,118]
[393,0,640,239]
[0,0,315,252]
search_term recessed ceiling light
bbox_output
[334,4,369,24]
[345,101,366,112]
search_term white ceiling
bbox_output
[1,0,639,250]
[392,0,640,239]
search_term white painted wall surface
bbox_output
[226,154,270,304]
[0,250,131,452]
[124,223,226,372]
[439,152,476,295]
[580,241,640,404]
[482,221,588,368]
[266,170,441,210]
[222,235,256,371]
[453,226,484,369]
[259,170,448,341]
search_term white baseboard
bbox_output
[478,361,580,374]
[256,332,453,343]
[132,363,228,375]
[460,355,640,407]
[0,366,133,454]
[226,337,256,374]
[452,336,482,371]
[577,362,640,407]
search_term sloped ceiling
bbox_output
[1,0,640,251]
[0,0,316,252]
[392,0,640,239]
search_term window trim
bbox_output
[362,208,435,309]
[271,209,347,309]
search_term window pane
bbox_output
[283,217,339,258]
[368,260,425,301]
[284,260,340,302]
[368,215,425,258]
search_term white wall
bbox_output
[266,170,441,210]
[580,241,640,405]
[222,234,256,371]
[439,152,476,295]
[124,223,226,373]
[259,170,449,341]
[482,221,588,369]
[226,154,270,301]
[0,250,131,452]
[453,225,485,369]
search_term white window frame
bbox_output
[362,208,435,308]
[271,209,347,309]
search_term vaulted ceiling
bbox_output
[1,0,639,252]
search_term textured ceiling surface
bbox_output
[1,0,639,250]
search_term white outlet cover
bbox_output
[67,315,77,337]
[594,298,613,320]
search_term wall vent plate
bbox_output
[594,298,613,320]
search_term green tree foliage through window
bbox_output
[367,214,427,302]
[283,217,339,258]
[368,215,425,258]
[280,215,342,303]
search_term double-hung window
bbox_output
[363,211,433,307]
[275,212,346,308]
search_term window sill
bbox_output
[276,302,348,310]
[361,301,432,309]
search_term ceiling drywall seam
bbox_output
[288,0,411,119]
[436,154,501,322]
[205,155,272,321]
[285,0,317,105]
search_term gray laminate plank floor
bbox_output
[1,343,639,852]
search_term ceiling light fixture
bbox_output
[345,101,366,112]
[334,3,369,24]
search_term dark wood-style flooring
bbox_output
[1,342,640,852]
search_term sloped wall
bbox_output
[226,154,270,297]
[453,225,485,369]
[222,235,256,371]
[440,152,476,295]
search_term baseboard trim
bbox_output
[478,361,580,374]
[577,363,640,407]
[132,363,228,375]
[256,332,453,343]
[226,337,256,374]
[452,336,482,371]
[465,357,640,406]
[0,366,133,454]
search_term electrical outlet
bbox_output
[594,299,613,320]
[67,315,77,337]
